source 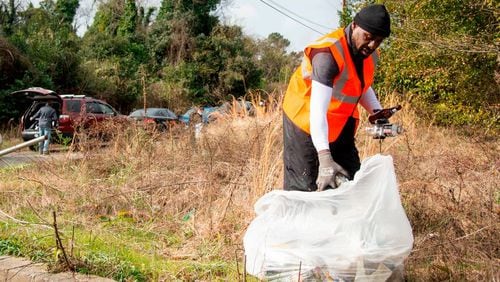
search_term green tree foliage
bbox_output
[0,37,31,86]
[147,9,192,67]
[0,0,18,36]
[5,5,54,88]
[86,0,122,36]
[0,36,34,122]
[0,0,83,122]
[338,1,352,27]
[117,0,137,36]
[0,0,292,122]
[378,0,499,129]
[149,0,220,68]
[254,32,300,85]
[157,0,219,36]
[153,25,262,107]
[137,6,155,32]
[147,0,262,106]
[188,25,262,104]
[81,0,148,112]
[27,0,81,91]
[3,0,81,91]
[338,0,369,27]
[54,0,79,26]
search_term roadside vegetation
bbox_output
[0,0,498,280]
[0,93,498,281]
[0,0,498,129]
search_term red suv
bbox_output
[12,87,125,142]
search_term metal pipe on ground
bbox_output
[0,135,47,157]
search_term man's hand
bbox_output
[316,150,349,191]
[372,109,389,124]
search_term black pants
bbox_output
[283,113,361,191]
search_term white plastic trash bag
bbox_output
[243,154,413,281]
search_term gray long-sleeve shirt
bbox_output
[32,105,58,128]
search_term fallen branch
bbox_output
[52,211,74,271]
[0,208,51,229]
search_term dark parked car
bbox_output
[11,87,125,143]
[128,108,178,131]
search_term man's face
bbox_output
[351,22,386,58]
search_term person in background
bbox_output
[282,4,392,191]
[31,102,58,155]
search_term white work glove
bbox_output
[316,150,349,191]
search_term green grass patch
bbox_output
[0,163,31,173]
[0,222,53,263]
[0,218,243,281]
[0,238,22,256]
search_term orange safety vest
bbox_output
[283,27,379,143]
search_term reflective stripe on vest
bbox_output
[332,43,379,104]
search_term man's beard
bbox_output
[353,46,372,59]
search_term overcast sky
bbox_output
[221,0,342,51]
[28,0,342,52]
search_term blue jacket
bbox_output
[32,105,58,128]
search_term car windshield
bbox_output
[99,103,117,115]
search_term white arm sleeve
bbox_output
[359,86,382,114]
[310,80,332,152]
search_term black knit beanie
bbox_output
[353,4,391,37]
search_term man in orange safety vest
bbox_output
[282,4,391,191]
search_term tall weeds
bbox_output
[0,91,498,280]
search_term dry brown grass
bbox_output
[360,93,499,281]
[0,90,498,280]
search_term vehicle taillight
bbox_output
[143,118,155,124]
[59,114,71,124]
